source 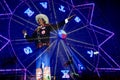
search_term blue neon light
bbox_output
[24,8,34,17]
[24,47,33,55]
[94,51,99,54]
[61,70,70,78]
[87,50,99,57]
[59,5,66,12]
[87,50,94,57]
[78,64,84,70]
[40,2,48,9]
[74,16,81,23]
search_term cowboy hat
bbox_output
[35,14,49,24]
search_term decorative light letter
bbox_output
[59,5,66,12]
[61,70,70,78]
[24,8,34,17]
[24,47,33,55]
[74,16,81,23]
[87,50,94,57]
[87,50,99,57]
[40,2,48,9]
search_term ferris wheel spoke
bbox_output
[67,25,88,35]
[61,40,76,73]
[26,70,34,76]
[50,31,57,36]
[51,0,60,31]
[26,40,57,68]
[13,14,37,27]
[29,0,41,13]
[24,0,41,14]
[67,45,92,72]
[66,37,96,47]
[67,43,95,50]
[71,46,95,69]
[11,18,35,31]
[70,0,74,5]
[98,53,113,67]
[53,40,61,76]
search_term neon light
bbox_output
[61,70,70,78]
[24,47,33,55]
[74,16,81,23]
[94,51,99,55]
[87,50,99,57]
[78,64,84,70]
[24,8,34,17]
[40,2,48,9]
[59,5,66,12]
[87,50,94,57]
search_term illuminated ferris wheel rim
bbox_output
[8,0,111,75]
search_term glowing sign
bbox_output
[40,2,48,9]
[94,51,99,55]
[61,70,70,78]
[87,50,93,57]
[59,5,66,12]
[24,47,33,55]
[24,8,34,17]
[74,16,81,23]
[87,50,99,57]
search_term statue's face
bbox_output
[38,18,45,26]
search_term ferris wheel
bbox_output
[0,0,117,79]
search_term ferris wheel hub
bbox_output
[58,30,67,39]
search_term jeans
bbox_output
[36,46,50,68]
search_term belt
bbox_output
[37,43,50,48]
